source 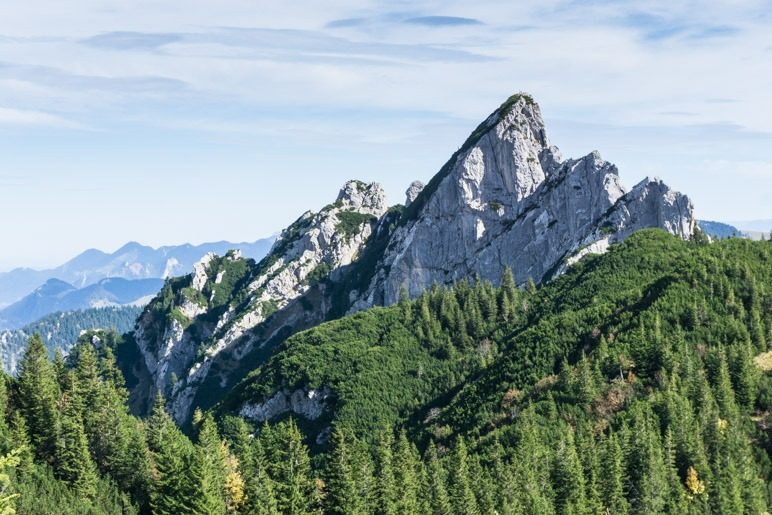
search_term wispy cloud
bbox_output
[705,98,738,104]
[81,31,181,51]
[325,13,484,30]
[622,13,740,43]
[658,110,698,117]
[0,106,82,128]
[403,16,483,27]
[0,61,188,94]
[80,28,496,64]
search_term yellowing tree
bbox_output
[685,466,705,498]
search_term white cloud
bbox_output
[0,106,82,128]
[0,0,770,268]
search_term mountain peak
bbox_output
[37,278,76,295]
[124,93,697,424]
[335,180,387,215]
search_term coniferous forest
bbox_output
[0,230,769,514]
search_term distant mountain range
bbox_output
[0,277,163,330]
[0,238,276,309]
[729,218,772,232]
[0,305,143,373]
[697,220,744,239]
[698,219,771,241]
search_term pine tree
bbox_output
[147,394,201,515]
[448,437,478,515]
[511,407,554,515]
[662,429,688,514]
[489,437,518,515]
[52,349,68,391]
[626,410,669,514]
[325,427,361,515]
[250,439,280,515]
[393,431,420,514]
[196,413,229,515]
[7,412,33,474]
[575,422,602,513]
[15,335,60,464]
[375,430,397,515]
[0,449,21,514]
[55,390,98,499]
[469,454,496,514]
[599,433,628,515]
[551,426,587,515]
[498,267,518,322]
[728,339,759,409]
[274,418,316,515]
[425,441,451,515]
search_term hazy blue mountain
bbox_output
[0,237,275,307]
[729,218,772,232]
[0,305,143,373]
[697,219,744,239]
[0,277,163,330]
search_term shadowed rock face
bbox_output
[123,93,695,424]
[128,180,387,422]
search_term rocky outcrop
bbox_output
[129,181,387,422]
[239,387,332,423]
[124,93,695,425]
[351,94,695,308]
[405,181,425,206]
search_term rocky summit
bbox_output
[120,93,695,424]
[351,94,694,308]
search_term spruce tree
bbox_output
[599,433,628,515]
[274,418,316,515]
[55,390,98,499]
[325,427,361,515]
[425,441,451,515]
[16,335,60,464]
[147,394,200,515]
[393,431,420,514]
[374,430,397,515]
[196,413,229,515]
[448,437,478,515]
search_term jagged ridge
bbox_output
[122,93,696,424]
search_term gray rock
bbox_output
[353,94,695,307]
[131,180,387,422]
[405,181,425,206]
[126,93,696,426]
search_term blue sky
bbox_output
[1,0,771,270]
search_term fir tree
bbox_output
[425,441,451,515]
[393,430,420,514]
[55,390,98,499]
[273,418,316,515]
[15,335,60,464]
[324,427,361,515]
[448,437,478,515]
[374,430,397,515]
[196,412,229,515]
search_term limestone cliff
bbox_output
[127,181,386,422]
[350,94,694,309]
[123,93,695,424]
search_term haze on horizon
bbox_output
[1,0,771,271]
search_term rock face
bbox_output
[351,94,694,308]
[122,93,695,424]
[127,181,387,422]
[405,181,425,206]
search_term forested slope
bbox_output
[0,229,768,514]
